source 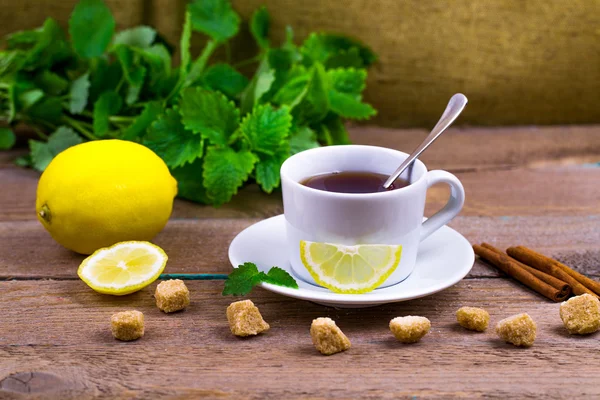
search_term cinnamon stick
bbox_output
[507,246,599,298]
[481,243,571,298]
[474,244,568,302]
[512,246,600,296]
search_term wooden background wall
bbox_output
[1,0,599,128]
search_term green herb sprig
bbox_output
[223,262,298,296]
[0,0,377,206]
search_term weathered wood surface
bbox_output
[1,280,600,399]
[2,216,599,279]
[0,125,599,398]
[2,125,600,221]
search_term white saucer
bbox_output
[228,215,474,308]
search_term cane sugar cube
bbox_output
[560,294,600,335]
[389,316,431,343]
[495,313,536,347]
[456,306,490,332]
[155,279,190,313]
[227,300,270,337]
[111,310,144,341]
[310,317,351,355]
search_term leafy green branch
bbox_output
[0,0,377,206]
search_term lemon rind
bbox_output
[77,241,167,296]
[300,241,403,294]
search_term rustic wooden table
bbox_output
[1,126,599,399]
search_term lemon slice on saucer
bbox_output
[300,241,402,294]
[77,241,167,295]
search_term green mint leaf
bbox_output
[201,63,249,99]
[180,11,192,73]
[144,107,203,168]
[69,72,90,114]
[121,101,162,140]
[136,45,172,93]
[34,71,69,96]
[188,0,240,42]
[16,19,71,71]
[29,126,82,171]
[250,6,270,49]
[240,58,273,114]
[254,68,275,103]
[5,29,39,49]
[202,146,257,206]
[89,58,123,104]
[290,126,319,154]
[0,128,16,150]
[18,89,44,110]
[324,47,364,69]
[0,50,26,77]
[93,90,122,136]
[301,33,376,68]
[222,262,264,296]
[239,104,291,155]
[14,155,32,167]
[255,146,289,193]
[170,159,210,204]
[327,67,367,94]
[271,68,309,107]
[113,26,156,48]
[328,90,376,120]
[114,45,146,105]
[263,266,298,289]
[292,63,329,124]
[69,0,116,59]
[27,97,63,125]
[264,48,295,97]
[317,114,350,145]
[179,87,240,146]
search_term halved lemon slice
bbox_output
[77,241,167,295]
[300,241,402,294]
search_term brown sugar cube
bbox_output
[389,316,431,343]
[560,294,600,335]
[226,300,270,337]
[111,310,144,341]
[155,279,190,313]
[310,317,351,355]
[495,313,536,347]
[456,306,490,332]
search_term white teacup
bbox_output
[280,145,465,289]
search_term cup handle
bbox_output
[420,170,465,241]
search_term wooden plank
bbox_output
[4,125,600,169]
[349,125,600,171]
[1,279,599,398]
[1,164,600,221]
[1,216,599,279]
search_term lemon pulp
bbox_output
[300,240,402,294]
[78,241,167,295]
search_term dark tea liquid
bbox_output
[301,171,409,193]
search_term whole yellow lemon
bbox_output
[36,140,177,254]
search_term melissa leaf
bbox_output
[113,26,156,49]
[188,0,240,42]
[202,147,257,206]
[250,6,270,49]
[29,127,82,171]
[144,107,203,168]
[69,0,115,59]
[69,72,90,114]
[179,87,239,146]
[93,90,122,136]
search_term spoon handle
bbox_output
[383,93,468,188]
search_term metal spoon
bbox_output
[383,93,468,189]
